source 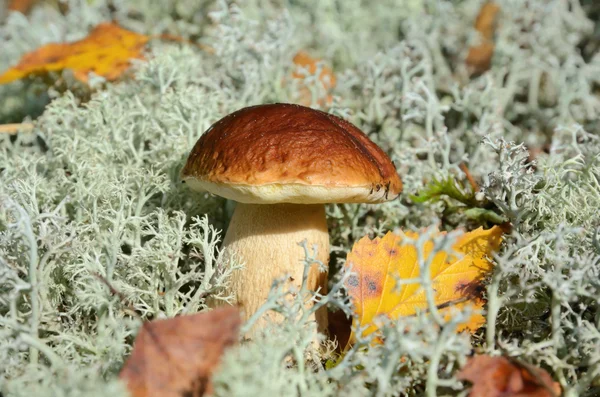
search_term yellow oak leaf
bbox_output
[344,226,503,343]
[0,22,149,85]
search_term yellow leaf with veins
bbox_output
[344,226,503,344]
[0,22,149,85]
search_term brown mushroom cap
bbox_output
[181,103,402,204]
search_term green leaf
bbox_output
[464,207,508,224]
[410,177,475,206]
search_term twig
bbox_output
[434,296,469,311]
[459,163,480,192]
[0,123,34,135]
[93,272,140,319]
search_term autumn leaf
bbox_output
[344,226,503,342]
[292,51,336,90]
[119,307,241,397]
[466,2,501,74]
[290,50,336,106]
[0,22,149,85]
[7,0,37,14]
[458,355,561,397]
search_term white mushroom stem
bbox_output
[217,203,329,333]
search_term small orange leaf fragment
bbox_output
[292,51,336,90]
[458,355,561,397]
[466,2,501,74]
[344,226,503,342]
[0,22,150,85]
[290,51,336,106]
[8,0,37,14]
[119,307,241,397]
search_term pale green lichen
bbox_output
[1,0,600,396]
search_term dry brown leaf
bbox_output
[466,2,501,74]
[119,307,241,397]
[344,226,503,344]
[0,22,150,84]
[458,355,561,397]
[290,50,336,106]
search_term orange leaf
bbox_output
[8,0,37,14]
[466,2,501,74]
[0,22,149,85]
[344,226,503,342]
[119,307,241,397]
[292,51,336,90]
[290,51,336,106]
[458,355,561,397]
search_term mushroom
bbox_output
[181,103,402,332]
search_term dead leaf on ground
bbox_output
[343,226,503,345]
[0,22,150,85]
[458,355,561,397]
[7,0,37,14]
[289,50,336,106]
[119,307,241,397]
[466,2,501,74]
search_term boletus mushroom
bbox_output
[181,103,402,332]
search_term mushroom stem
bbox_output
[218,202,329,333]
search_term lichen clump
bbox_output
[1,0,600,396]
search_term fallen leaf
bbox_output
[7,0,37,14]
[458,355,561,397]
[328,308,353,352]
[119,307,241,397]
[344,226,503,342]
[473,2,500,40]
[0,22,150,85]
[466,2,501,74]
[292,51,336,90]
[290,50,336,106]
